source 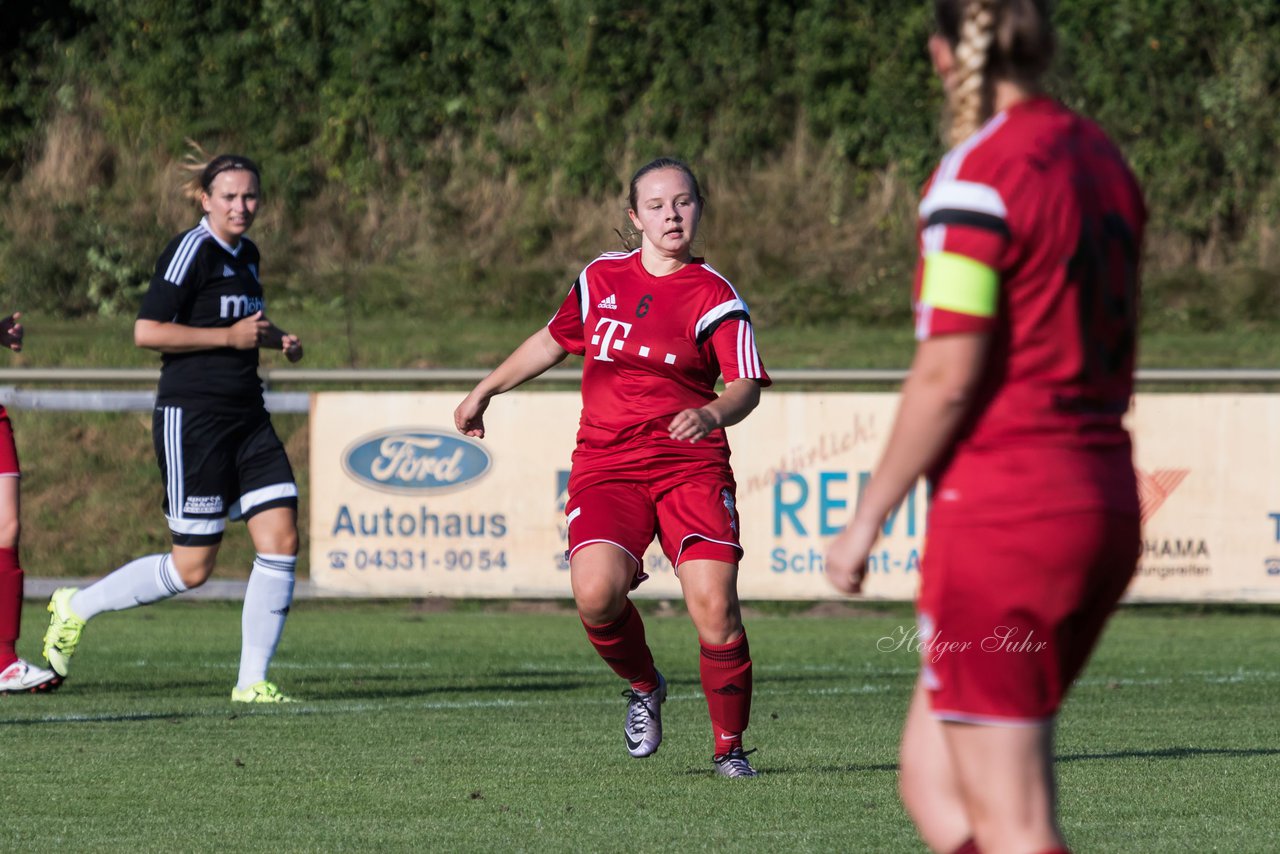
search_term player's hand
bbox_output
[281,334,303,363]
[825,517,880,596]
[227,311,271,349]
[0,312,23,352]
[668,407,716,443]
[454,392,490,439]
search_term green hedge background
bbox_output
[2,0,1278,331]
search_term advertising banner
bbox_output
[1125,394,1280,601]
[310,392,1280,602]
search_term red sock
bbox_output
[581,600,659,693]
[0,547,22,668]
[700,631,752,755]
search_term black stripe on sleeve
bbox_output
[570,278,584,322]
[695,309,750,346]
[925,208,1011,238]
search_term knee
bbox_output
[897,745,928,810]
[687,590,741,644]
[575,584,627,625]
[696,616,743,646]
[270,528,299,557]
[0,515,19,549]
[171,552,216,588]
[256,526,298,557]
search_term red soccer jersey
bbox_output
[548,250,770,482]
[914,97,1145,522]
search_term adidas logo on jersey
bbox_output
[597,294,618,310]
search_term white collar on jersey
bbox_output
[200,216,244,257]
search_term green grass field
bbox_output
[2,601,1274,852]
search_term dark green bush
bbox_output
[1,1,1278,328]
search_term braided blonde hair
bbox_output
[936,0,1055,147]
[947,0,998,147]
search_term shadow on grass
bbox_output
[0,674,595,722]
[775,745,1280,777]
[490,669,908,689]
[308,676,592,701]
[0,709,225,727]
[1058,746,1280,762]
[778,742,1280,778]
[706,761,900,777]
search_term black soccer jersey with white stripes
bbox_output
[138,217,266,410]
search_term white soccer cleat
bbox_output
[0,658,62,694]
[712,746,759,778]
[623,671,666,758]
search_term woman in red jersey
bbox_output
[0,312,61,694]
[456,158,770,778]
[827,1,1144,852]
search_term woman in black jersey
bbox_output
[43,154,305,703]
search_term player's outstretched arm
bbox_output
[455,327,568,439]
[826,332,988,595]
[0,312,24,352]
[135,311,272,353]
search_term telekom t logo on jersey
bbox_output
[591,318,633,362]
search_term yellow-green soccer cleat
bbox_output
[42,587,86,677]
[231,680,296,703]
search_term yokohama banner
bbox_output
[309,392,1280,602]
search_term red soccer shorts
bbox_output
[565,471,742,587]
[916,510,1140,724]
[0,408,19,477]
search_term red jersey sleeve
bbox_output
[697,297,771,387]
[547,277,587,356]
[913,162,1020,339]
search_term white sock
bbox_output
[236,554,296,690]
[70,554,186,620]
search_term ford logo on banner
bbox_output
[342,429,492,495]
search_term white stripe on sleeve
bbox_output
[163,226,211,285]
[695,298,748,340]
[919,179,1007,221]
[732,319,764,380]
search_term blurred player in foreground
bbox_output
[826,1,1145,851]
[0,311,61,694]
[44,153,305,703]
[456,158,770,777]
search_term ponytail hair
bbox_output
[935,0,1055,147]
[179,140,261,201]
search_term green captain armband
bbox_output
[920,251,999,318]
